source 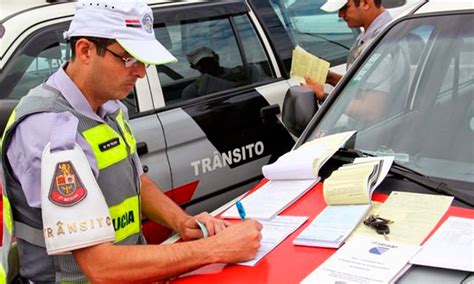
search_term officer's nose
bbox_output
[132,62,147,78]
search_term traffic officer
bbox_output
[304,0,393,102]
[0,0,262,282]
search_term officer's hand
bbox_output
[180,212,231,241]
[326,71,342,86]
[302,76,325,101]
[210,219,263,263]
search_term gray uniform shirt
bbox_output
[6,65,143,208]
[347,10,393,68]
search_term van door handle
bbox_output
[260,104,281,124]
[136,142,148,156]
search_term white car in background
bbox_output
[0,0,417,243]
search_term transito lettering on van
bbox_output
[191,141,265,176]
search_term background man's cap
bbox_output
[321,0,348,12]
[64,0,177,65]
[187,47,216,65]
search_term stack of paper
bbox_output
[301,236,420,284]
[293,156,393,248]
[323,157,392,205]
[220,179,318,220]
[293,204,371,248]
[221,131,356,220]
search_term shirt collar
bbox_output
[359,10,392,45]
[45,64,122,122]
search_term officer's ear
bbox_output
[74,38,95,64]
[362,0,371,10]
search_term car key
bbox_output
[375,223,390,241]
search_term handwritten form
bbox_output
[410,217,474,271]
[221,179,317,220]
[239,216,308,266]
[290,45,330,85]
[348,191,453,245]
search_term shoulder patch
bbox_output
[49,161,87,207]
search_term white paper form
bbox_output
[301,236,420,284]
[262,144,326,180]
[239,216,308,266]
[410,217,474,272]
[221,179,318,220]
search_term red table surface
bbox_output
[172,180,474,284]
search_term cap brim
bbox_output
[191,53,214,65]
[321,1,347,12]
[117,39,177,65]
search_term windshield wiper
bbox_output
[390,162,474,207]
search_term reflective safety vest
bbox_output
[1,84,144,282]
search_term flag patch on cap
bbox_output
[125,19,142,28]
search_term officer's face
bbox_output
[338,0,365,28]
[92,42,147,102]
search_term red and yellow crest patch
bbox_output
[49,161,87,207]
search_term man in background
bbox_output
[304,0,392,103]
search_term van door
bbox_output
[149,2,294,214]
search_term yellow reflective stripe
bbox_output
[109,196,140,242]
[2,196,12,235]
[82,124,128,170]
[115,111,136,154]
[0,264,6,284]
[0,109,16,146]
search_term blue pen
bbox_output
[236,200,246,220]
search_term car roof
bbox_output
[0,0,192,65]
[414,0,474,14]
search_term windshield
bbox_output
[307,13,474,184]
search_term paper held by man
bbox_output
[290,45,330,85]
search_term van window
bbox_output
[155,14,275,105]
[0,25,140,116]
[249,0,359,74]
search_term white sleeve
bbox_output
[41,143,115,255]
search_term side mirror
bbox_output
[282,86,318,137]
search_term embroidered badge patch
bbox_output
[49,161,87,207]
[142,14,153,33]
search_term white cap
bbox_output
[321,0,348,12]
[64,0,177,65]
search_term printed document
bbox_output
[239,216,308,266]
[301,236,420,284]
[290,45,330,85]
[349,191,453,245]
[410,217,474,271]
